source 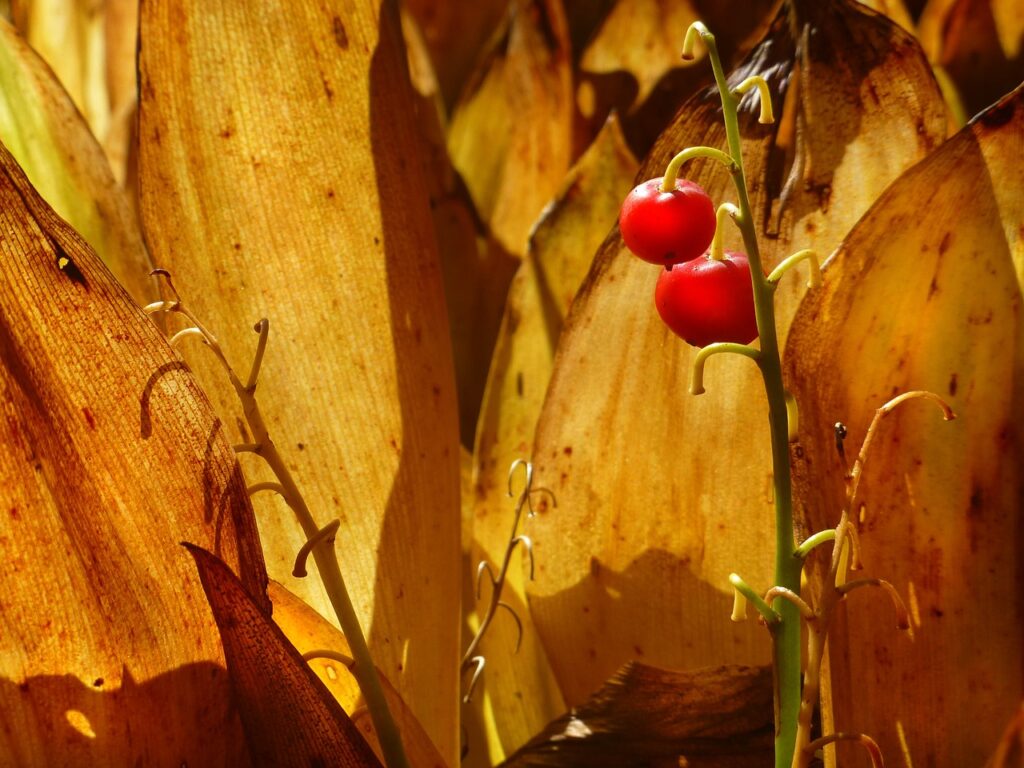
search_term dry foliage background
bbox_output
[0,1,1022,767]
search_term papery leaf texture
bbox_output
[0,137,267,765]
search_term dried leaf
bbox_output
[137,2,461,762]
[985,703,1024,768]
[0,139,267,765]
[499,664,773,768]
[784,85,1024,767]
[189,547,382,768]
[526,0,946,704]
[575,0,779,157]
[0,17,151,303]
[448,0,574,258]
[11,0,136,181]
[268,581,448,768]
[919,0,1024,118]
[403,0,509,109]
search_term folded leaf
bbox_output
[526,0,947,704]
[499,664,772,768]
[0,17,151,302]
[188,546,382,768]
[0,138,266,765]
[268,580,448,768]
[447,0,574,258]
[137,2,461,762]
[784,85,1024,767]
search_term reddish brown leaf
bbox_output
[188,545,382,768]
[0,136,266,764]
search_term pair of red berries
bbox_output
[619,177,757,348]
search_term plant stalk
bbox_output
[693,25,802,768]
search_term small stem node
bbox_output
[766,249,822,289]
[729,573,781,625]
[793,529,836,560]
[710,203,740,260]
[689,343,760,395]
[763,586,816,621]
[293,519,342,578]
[735,75,775,124]
[661,146,737,191]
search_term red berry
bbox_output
[655,251,758,347]
[619,177,716,265]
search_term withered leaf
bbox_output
[448,0,574,258]
[0,138,266,765]
[0,16,151,303]
[188,546,382,768]
[784,85,1024,767]
[137,2,461,761]
[526,0,946,705]
[499,664,772,768]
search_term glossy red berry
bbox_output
[619,177,716,265]
[655,251,758,347]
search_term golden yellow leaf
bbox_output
[137,1,461,762]
[465,113,638,759]
[10,0,136,181]
[0,139,267,765]
[0,17,151,303]
[269,581,447,768]
[525,0,946,704]
[447,0,574,259]
[784,85,1024,768]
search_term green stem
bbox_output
[793,529,836,560]
[689,23,802,768]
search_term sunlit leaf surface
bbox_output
[0,17,151,302]
[137,1,461,762]
[0,139,267,765]
[784,85,1024,768]
[448,0,574,258]
[526,0,946,704]
[499,663,772,768]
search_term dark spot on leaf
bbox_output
[93,678,104,688]
[938,231,953,255]
[326,188,335,199]
[516,371,524,397]
[563,446,572,456]
[82,407,96,430]
[297,443,305,451]
[948,373,958,397]
[332,16,349,49]
[219,127,233,139]
[968,485,983,519]
[56,248,87,287]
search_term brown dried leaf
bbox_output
[499,664,773,768]
[403,0,509,109]
[919,0,1024,118]
[268,581,448,768]
[526,0,946,704]
[0,139,267,765]
[448,0,574,258]
[0,17,151,303]
[137,2,461,762]
[784,86,1024,768]
[189,548,382,768]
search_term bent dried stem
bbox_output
[460,459,553,703]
